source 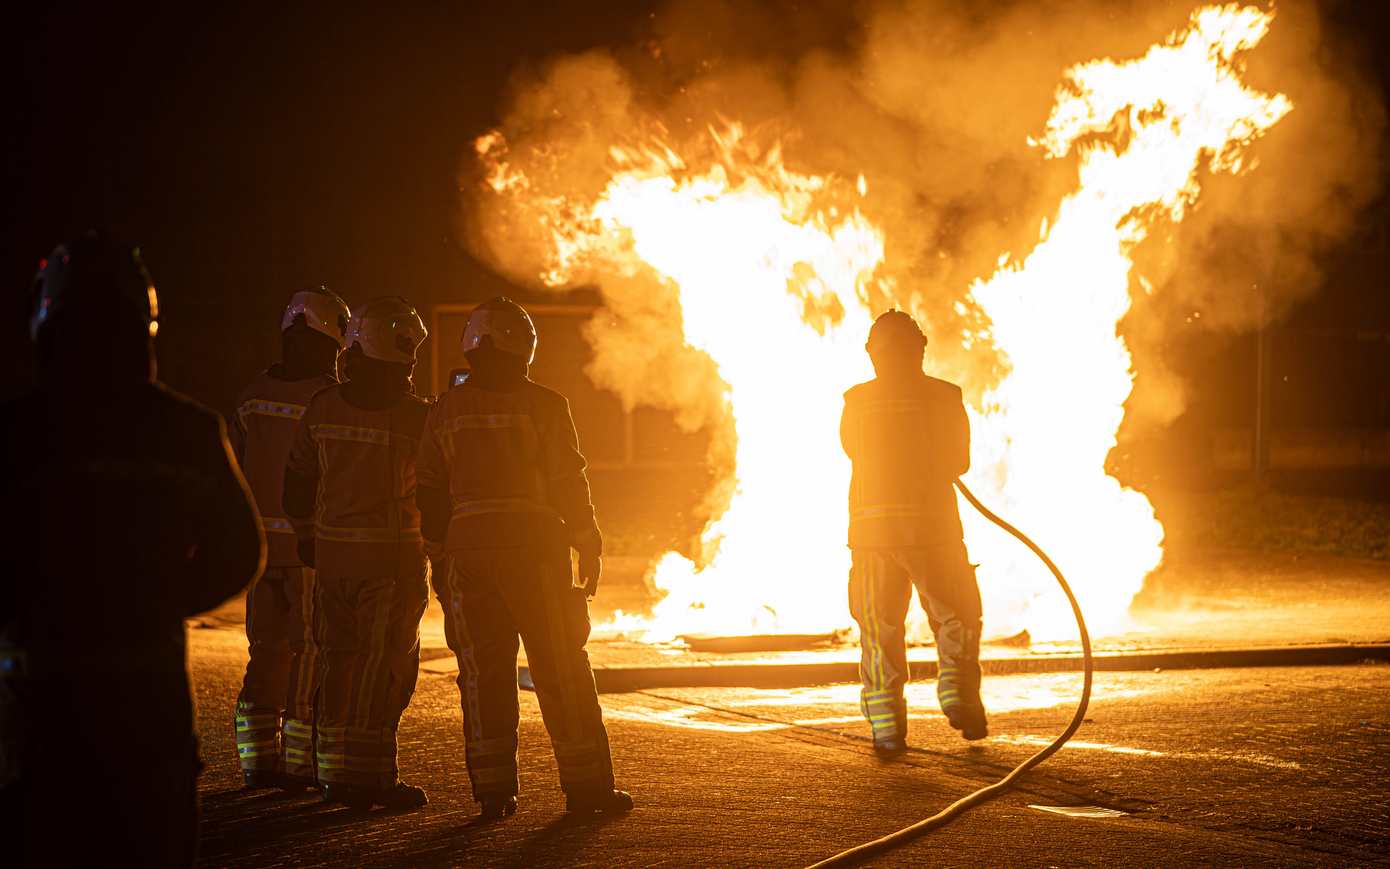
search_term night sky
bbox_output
[6,2,1388,429]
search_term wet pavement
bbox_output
[190,619,1390,867]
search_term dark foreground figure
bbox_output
[841,310,988,756]
[417,297,631,820]
[0,235,264,867]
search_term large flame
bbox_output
[476,4,1292,642]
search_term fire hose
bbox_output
[805,478,1094,869]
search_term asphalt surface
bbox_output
[189,626,1390,867]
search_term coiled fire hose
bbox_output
[806,478,1094,869]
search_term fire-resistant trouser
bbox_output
[235,566,319,778]
[439,546,614,801]
[849,540,983,744]
[313,565,429,789]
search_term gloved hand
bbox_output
[297,537,316,569]
[577,552,602,599]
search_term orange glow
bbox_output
[477,4,1291,643]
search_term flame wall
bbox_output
[460,0,1384,639]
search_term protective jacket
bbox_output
[840,373,969,548]
[417,375,601,555]
[284,384,430,575]
[230,367,335,566]
[3,380,263,686]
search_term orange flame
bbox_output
[476,4,1292,643]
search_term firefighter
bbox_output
[416,297,631,820]
[231,288,349,789]
[840,310,987,757]
[282,296,432,810]
[1,234,265,866]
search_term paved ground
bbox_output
[190,621,1390,867]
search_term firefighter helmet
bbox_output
[282,287,350,348]
[461,297,537,364]
[344,296,427,363]
[30,233,158,342]
[866,309,926,355]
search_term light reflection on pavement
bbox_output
[991,734,1303,769]
[603,673,1148,733]
[602,673,1308,771]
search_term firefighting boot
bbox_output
[324,781,429,811]
[375,781,429,810]
[565,788,634,814]
[243,769,283,790]
[865,691,909,757]
[322,782,372,810]
[479,795,518,820]
[875,705,910,758]
[938,664,988,741]
[276,773,318,793]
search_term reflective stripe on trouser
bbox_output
[235,567,319,772]
[282,717,315,780]
[848,541,982,738]
[314,564,429,788]
[235,706,280,770]
[441,546,615,799]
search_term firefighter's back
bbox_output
[7,381,239,679]
[428,377,576,551]
[842,373,970,549]
[297,383,431,576]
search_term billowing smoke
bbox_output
[462,0,1383,527]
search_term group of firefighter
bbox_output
[3,232,988,867]
[232,287,625,817]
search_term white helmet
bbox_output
[461,296,537,364]
[282,287,350,348]
[345,296,427,363]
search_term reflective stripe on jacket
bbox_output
[417,378,600,554]
[285,385,430,575]
[840,374,969,549]
[231,370,336,567]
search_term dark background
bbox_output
[5,2,1388,499]
[4,2,656,404]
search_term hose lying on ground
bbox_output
[805,478,1095,869]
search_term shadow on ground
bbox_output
[390,812,627,869]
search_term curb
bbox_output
[519,643,1390,693]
